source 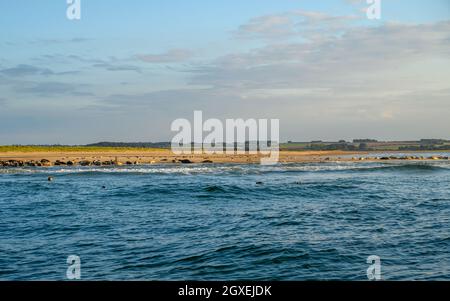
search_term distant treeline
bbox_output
[85,141,277,150]
[398,145,450,151]
[86,142,171,148]
[282,139,450,151]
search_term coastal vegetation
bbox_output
[282,139,450,151]
[1,139,450,153]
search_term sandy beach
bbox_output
[0,149,448,166]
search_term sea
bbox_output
[1,155,449,280]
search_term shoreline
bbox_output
[0,150,449,166]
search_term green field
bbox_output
[280,141,450,151]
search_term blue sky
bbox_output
[0,0,449,144]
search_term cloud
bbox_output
[190,21,450,91]
[17,82,93,97]
[32,54,142,73]
[234,10,360,40]
[0,64,54,77]
[0,64,82,77]
[30,38,92,45]
[92,62,142,73]
[136,49,194,63]
[96,17,450,140]
[235,15,295,39]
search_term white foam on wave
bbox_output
[0,165,245,175]
[1,161,449,175]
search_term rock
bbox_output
[380,157,390,160]
[126,161,133,165]
[179,159,192,164]
[66,161,74,166]
[93,160,102,166]
[202,160,213,163]
[256,181,263,185]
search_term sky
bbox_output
[0,0,449,144]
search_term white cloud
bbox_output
[136,49,194,63]
[234,10,361,41]
[190,21,450,94]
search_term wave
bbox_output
[0,162,449,176]
[345,163,449,173]
[269,162,450,173]
[0,165,242,175]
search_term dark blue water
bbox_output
[1,160,449,280]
